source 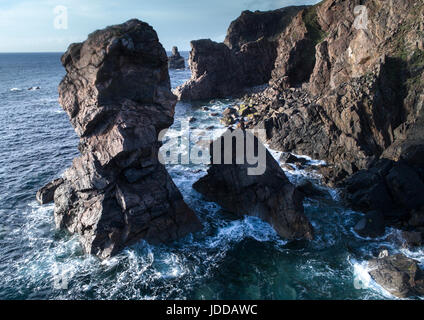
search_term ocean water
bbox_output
[0,52,423,300]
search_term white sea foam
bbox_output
[350,258,402,299]
[206,216,287,249]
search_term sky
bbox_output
[0,0,321,52]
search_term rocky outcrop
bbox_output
[168,46,185,69]
[36,178,64,205]
[240,0,423,185]
[175,6,306,101]
[369,253,424,298]
[212,0,423,238]
[38,19,201,259]
[224,7,307,51]
[353,211,385,238]
[193,129,314,241]
[344,157,424,236]
[175,39,239,100]
[345,158,424,215]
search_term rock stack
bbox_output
[37,19,201,259]
[193,129,314,241]
[168,46,185,69]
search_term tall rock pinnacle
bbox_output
[41,19,202,259]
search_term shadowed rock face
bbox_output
[193,129,314,241]
[175,6,306,101]
[40,19,202,259]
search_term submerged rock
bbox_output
[369,253,424,298]
[40,19,202,259]
[193,129,314,240]
[168,46,185,69]
[279,153,308,166]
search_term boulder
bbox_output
[344,159,424,222]
[353,211,385,238]
[36,178,64,205]
[408,207,424,228]
[296,180,329,198]
[193,128,314,240]
[168,46,185,69]
[400,231,423,248]
[279,152,308,166]
[369,253,424,298]
[385,164,424,210]
[41,19,201,259]
[343,160,395,214]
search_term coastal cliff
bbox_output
[242,0,424,232]
[179,0,423,188]
[175,6,307,100]
[258,0,424,184]
[179,0,424,296]
[187,0,423,227]
[37,19,201,259]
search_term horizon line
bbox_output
[0,50,191,54]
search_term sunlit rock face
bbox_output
[247,0,424,186]
[175,6,306,101]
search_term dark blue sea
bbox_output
[0,52,422,300]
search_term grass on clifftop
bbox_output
[390,2,424,90]
[405,49,424,89]
[302,5,327,45]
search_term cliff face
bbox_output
[232,0,424,235]
[246,0,423,185]
[175,6,306,100]
[38,20,202,259]
[224,8,306,51]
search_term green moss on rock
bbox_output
[302,5,326,46]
